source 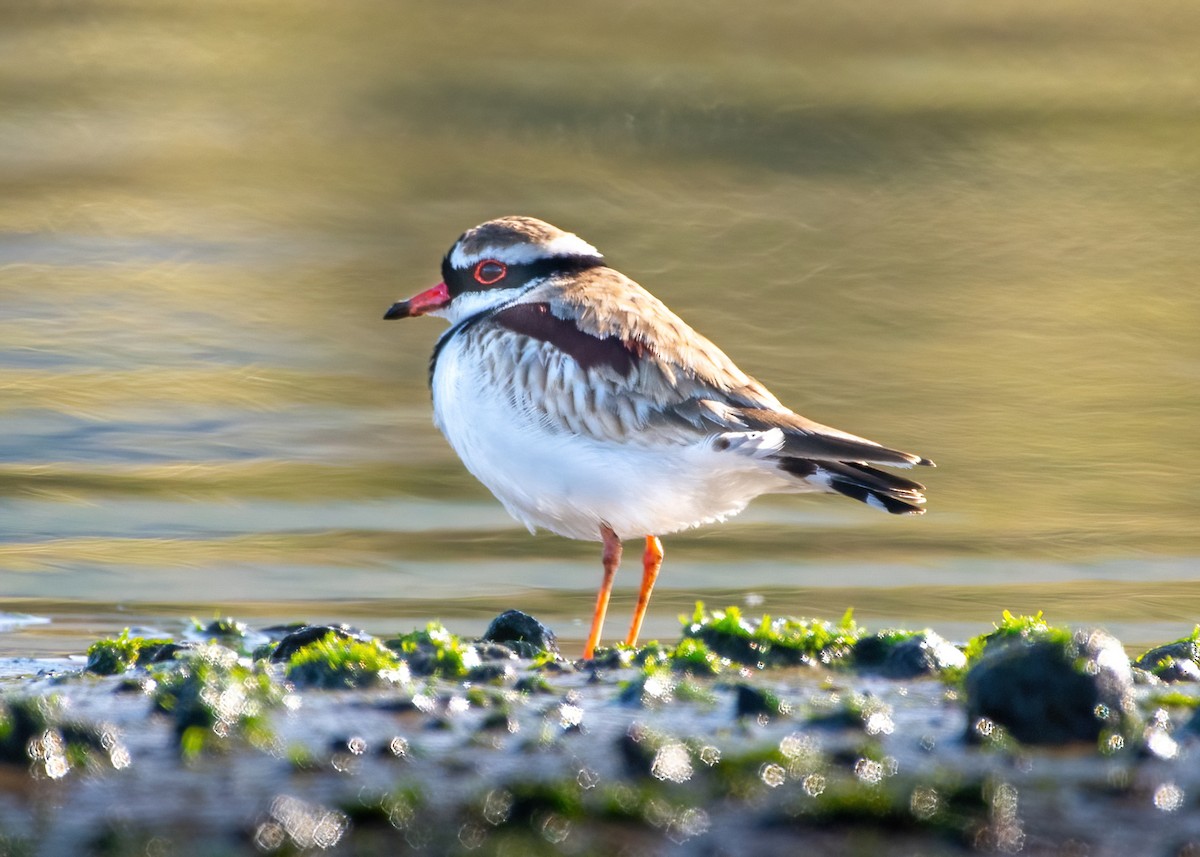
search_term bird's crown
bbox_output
[446,216,602,270]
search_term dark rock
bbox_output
[1182,708,1200,738]
[474,642,519,662]
[1134,640,1200,683]
[1155,659,1200,683]
[0,696,128,774]
[478,709,517,733]
[616,722,659,776]
[734,683,789,719]
[139,642,191,664]
[466,663,516,684]
[260,623,310,639]
[807,692,892,733]
[853,631,966,678]
[583,648,632,670]
[481,611,558,656]
[536,659,575,675]
[195,618,247,641]
[688,626,769,666]
[270,625,357,663]
[964,628,1134,745]
[373,697,424,715]
[514,675,555,695]
[1131,666,1163,686]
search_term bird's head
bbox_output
[384,216,605,325]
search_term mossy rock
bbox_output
[1134,629,1200,683]
[481,610,558,657]
[286,635,409,689]
[681,604,862,668]
[86,629,181,675]
[386,623,481,678]
[964,627,1135,745]
[852,630,966,678]
[0,695,129,775]
[152,646,283,756]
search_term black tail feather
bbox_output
[779,457,928,515]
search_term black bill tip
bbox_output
[383,301,410,320]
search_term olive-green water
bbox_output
[2,0,1198,657]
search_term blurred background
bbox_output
[1,0,1198,655]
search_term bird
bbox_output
[384,216,933,660]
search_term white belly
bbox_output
[430,336,790,542]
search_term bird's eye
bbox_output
[473,260,507,285]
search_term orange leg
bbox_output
[582,525,622,660]
[624,535,664,647]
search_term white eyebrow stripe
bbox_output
[449,234,602,269]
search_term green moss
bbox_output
[1148,690,1200,709]
[582,645,638,669]
[734,683,791,719]
[618,663,680,706]
[527,651,567,672]
[807,691,895,734]
[151,645,282,758]
[285,742,321,770]
[191,616,248,644]
[287,634,409,689]
[767,770,991,842]
[1133,627,1200,674]
[250,641,278,662]
[682,603,863,668]
[674,678,718,705]
[85,629,177,675]
[0,694,129,775]
[961,610,1071,664]
[343,784,427,830]
[668,637,725,675]
[386,622,481,678]
[710,742,791,794]
[872,629,922,646]
[503,778,585,822]
[514,675,555,695]
[0,834,31,857]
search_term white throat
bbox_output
[430,285,530,325]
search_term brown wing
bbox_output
[497,268,931,467]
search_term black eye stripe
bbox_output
[442,255,605,297]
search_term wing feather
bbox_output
[477,268,931,469]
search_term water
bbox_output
[2,1,1199,659]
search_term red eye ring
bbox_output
[473,260,507,285]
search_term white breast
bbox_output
[430,330,795,542]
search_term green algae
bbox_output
[682,603,863,668]
[514,675,556,695]
[341,783,428,833]
[772,773,990,843]
[961,610,1072,663]
[0,835,31,857]
[85,629,179,675]
[668,637,726,675]
[1133,626,1200,678]
[23,607,1200,855]
[190,616,250,648]
[1148,689,1200,709]
[0,694,130,776]
[619,662,718,707]
[386,622,481,678]
[806,691,894,734]
[151,645,282,758]
[286,634,409,689]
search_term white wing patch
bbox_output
[713,428,786,458]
